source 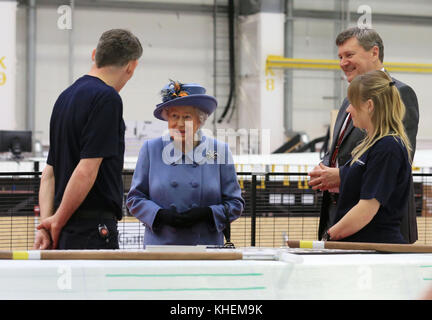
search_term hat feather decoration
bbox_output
[161,79,189,103]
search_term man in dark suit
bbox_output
[309,27,419,243]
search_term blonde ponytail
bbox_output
[347,70,412,166]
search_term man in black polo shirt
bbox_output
[34,29,142,249]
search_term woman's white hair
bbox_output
[161,106,209,128]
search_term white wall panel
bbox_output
[11,0,432,150]
[22,6,217,144]
[238,13,285,153]
[0,1,17,130]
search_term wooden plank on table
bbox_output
[0,250,243,260]
[287,240,432,253]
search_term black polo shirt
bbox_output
[335,136,410,243]
[47,75,125,219]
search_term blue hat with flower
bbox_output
[154,80,218,121]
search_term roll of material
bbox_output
[287,240,432,253]
[0,250,243,260]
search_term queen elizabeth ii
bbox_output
[126,80,244,246]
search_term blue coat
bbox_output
[126,133,244,246]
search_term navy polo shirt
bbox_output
[335,136,411,243]
[47,75,125,219]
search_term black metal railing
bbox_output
[1,171,431,249]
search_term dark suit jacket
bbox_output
[318,76,419,243]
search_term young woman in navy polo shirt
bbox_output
[324,70,412,243]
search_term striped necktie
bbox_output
[330,114,352,167]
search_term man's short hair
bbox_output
[336,27,384,63]
[95,29,143,68]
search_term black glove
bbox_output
[180,207,214,227]
[153,208,189,229]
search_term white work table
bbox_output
[0,249,431,300]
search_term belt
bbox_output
[69,208,118,221]
[328,192,339,205]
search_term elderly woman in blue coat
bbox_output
[126,80,244,246]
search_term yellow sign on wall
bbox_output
[0,56,7,86]
[0,0,17,129]
[265,64,275,92]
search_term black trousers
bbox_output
[57,209,119,250]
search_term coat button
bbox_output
[171,181,178,187]
[190,182,199,188]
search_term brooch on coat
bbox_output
[206,151,217,159]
